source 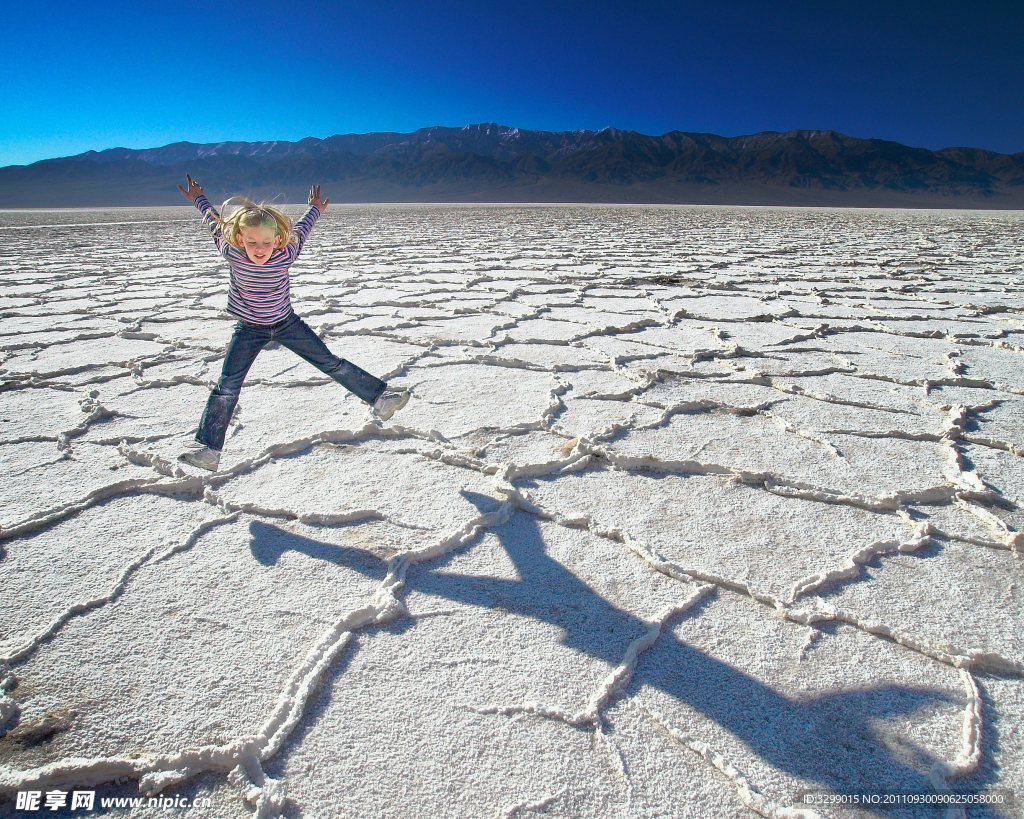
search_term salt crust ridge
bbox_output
[1,205,1022,817]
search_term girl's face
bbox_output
[237,223,282,265]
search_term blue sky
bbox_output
[3,0,1021,166]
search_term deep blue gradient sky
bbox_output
[3,0,1021,166]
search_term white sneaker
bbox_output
[371,389,410,421]
[178,444,221,472]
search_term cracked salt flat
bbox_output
[0,204,1022,819]
[518,468,911,599]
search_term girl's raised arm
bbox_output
[179,174,224,249]
[293,184,330,254]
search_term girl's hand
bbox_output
[308,184,330,212]
[178,174,204,202]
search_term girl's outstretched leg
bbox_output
[182,322,268,470]
[274,314,388,405]
[199,323,268,449]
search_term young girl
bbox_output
[177,174,409,471]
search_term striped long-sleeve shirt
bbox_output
[193,195,321,325]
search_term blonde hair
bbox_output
[215,197,297,248]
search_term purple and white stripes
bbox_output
[193,195,320,325]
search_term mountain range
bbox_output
[3,123,1023,208]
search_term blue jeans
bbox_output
[196,312,387,451]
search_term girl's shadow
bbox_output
[248,490,994,814]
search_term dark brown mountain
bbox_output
[2,124,1022,208]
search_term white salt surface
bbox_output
[1,204,1022,818]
